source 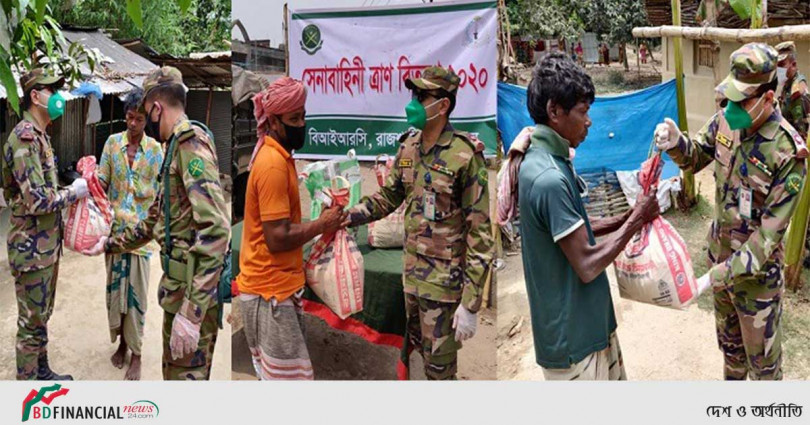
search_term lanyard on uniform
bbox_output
[161,134,179,271]
[160,121,214,270]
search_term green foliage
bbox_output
[0,1,101,115]
[506,0,583,41]
[52,0,230,56]
[506,0,648,45]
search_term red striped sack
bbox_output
[614,154,702,309]
[65,156,113,253]
[368,154,405,248]
[305,185,364,319]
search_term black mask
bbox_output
[280,118,306,151]
[145,104,162,142]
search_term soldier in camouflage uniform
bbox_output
[774,41,810,269]
[86,67,230,380]
[345,66,494,380]
[775,42,810,139]
[2,68,90,380]
[655,43,808,380]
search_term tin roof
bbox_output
[0,29,157,100]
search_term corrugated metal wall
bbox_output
[186,89,232,176]
[50,98,90,172]
[1,98,93,174]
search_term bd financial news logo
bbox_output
[21,384,159,422]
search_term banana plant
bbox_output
[727,0,763,28]
[0,0,101,115]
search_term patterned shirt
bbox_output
[98,132,163,257]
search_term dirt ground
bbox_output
[497,163,810,381]
[231,161,498,380]
[0,202,232,381]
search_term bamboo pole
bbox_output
[632,24,810,42]
[785,178,810,291]
[670,0,696,208]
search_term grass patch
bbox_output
[587,68,661,95]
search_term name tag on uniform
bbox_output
[399,159,413,168]
[424,191,436,221]
[716,133,732,148]
[739,187,753,220]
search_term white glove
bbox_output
[696,272,712,293]
[170,314,201,360]
[452,305,477,342]
[81,236,108,256]
[71,178,89,199]
[654,117,681,151]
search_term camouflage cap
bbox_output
[775,41,796,62]
[19,68,65,93]
[716,43,778,102]
[142,66,185,97]
[405,66,460,95]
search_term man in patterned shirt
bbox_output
[97,89,163,380]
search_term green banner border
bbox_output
[291,1,497,20]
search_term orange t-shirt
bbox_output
[236,136,304,301]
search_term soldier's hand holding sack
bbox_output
[305,177,364,319]
[614,153,710,309]
[65,156,112,253]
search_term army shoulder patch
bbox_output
[399,158,413,168]
[188,157,205,178]
[786,173,803,196]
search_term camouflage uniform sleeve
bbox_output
[460,151,494,313]
[709,154,807,282]
[97,135,114,192]
[347,143,407,226]
[798,82,810,137]
[665,114,719,174]
[106,196,159,253]
[9,131,77,215]
[175,135,230,324]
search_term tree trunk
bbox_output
[621,42,629,71]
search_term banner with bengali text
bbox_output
[289,0,498,159]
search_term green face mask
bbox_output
[724,96,764,131]
[36,90,66,120]
[405,98,442,130]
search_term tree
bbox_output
[0,0,100,115]
[52,0,230,57]
[506,0,649,70]
[506,0,583,42]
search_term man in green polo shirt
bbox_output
[518,52,660,380]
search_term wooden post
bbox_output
[284,3,290,77]
[671,0,696,208]
[762,0,768,28]
[206,86,213,126]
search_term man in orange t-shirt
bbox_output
[237,77,345,380]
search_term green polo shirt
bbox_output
[518,125,617,369]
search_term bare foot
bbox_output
[111,340,127,369]
[125,355,141,381]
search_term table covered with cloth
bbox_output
[231,223,410,376]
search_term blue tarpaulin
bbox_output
[497,79,681,178]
